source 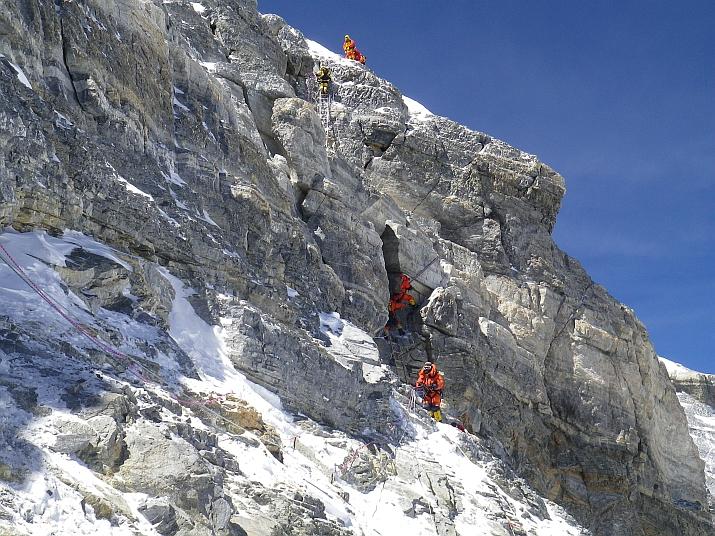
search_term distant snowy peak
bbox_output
[677,392,715,501]
[658,362,715,506]
[660,356,715,419]
[659,356,714,383]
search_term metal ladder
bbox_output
[316,88,332,146]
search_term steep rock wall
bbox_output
[304,30,711,536]
[0,1,711,534]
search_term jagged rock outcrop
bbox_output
[0,1,711,535]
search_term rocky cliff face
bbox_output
[0,1,711,535]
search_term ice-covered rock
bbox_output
[0,0,710,535]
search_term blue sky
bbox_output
[260,0,714,372]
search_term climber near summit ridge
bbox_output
[343,34,366,64]
[415,361,445,422]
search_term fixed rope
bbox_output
[0,239,387,514]
[406,256,439,288]
[407,177,441,215]
[0,242,272,431]
[0,243,128,361]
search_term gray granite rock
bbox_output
[0,0,711,534]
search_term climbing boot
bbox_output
[431,409,442,422]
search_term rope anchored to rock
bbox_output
[0,242,274,439]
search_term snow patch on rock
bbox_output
[402,95,433,119]
[9,61,32,90]
[320,312,389,383]
[306,39,353,66]
[115,176,154,201]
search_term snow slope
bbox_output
[402,95,434,120]
[0,229,589,535]
[306,39,355,67]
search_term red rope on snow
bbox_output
[0,242,134,363]
[0,238,419,510]
[0,242,219,412]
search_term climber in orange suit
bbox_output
[343,35,366,64]
[389,274,416,314]
[385,273,416,334]
[415,361,445,422]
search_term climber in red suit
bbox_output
[343,35,366,64]
[385,273,416,335]
[415,361,445,422]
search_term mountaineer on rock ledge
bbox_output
[385,273,416,335]
[415,361,446,422]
